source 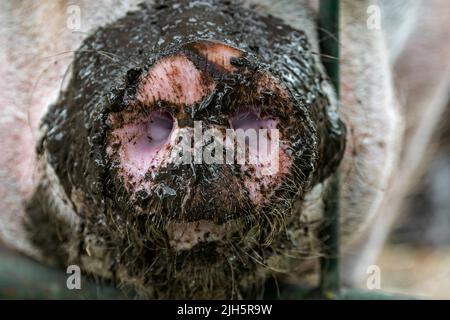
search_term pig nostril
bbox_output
[230,107,276,132]
[148,110,174,144]
[231,108,261,132]
[230,107,279,155]
[110,110,175,178]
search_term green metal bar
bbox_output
[319,175,341,296]
[264,281,415,300]
[339,288,414,300]
[0,247,414,300]
[0,249,125,299]
[318,0,341,296]
[319,0,340,94]
[0,247,414,299]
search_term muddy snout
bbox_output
[107,41,292,218]
[102,40,296,250]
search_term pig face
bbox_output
[32,1,344,298]
[6,0,449,300]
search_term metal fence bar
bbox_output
[1,247,415,299]
[0,249,124,299]
[264,282,415,300]
[318,0,341,297]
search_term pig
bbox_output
[0,0,449,298]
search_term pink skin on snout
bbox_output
[137,54,214,105]
[108,110,176,186]
[231,108,291,204]
[189,41,243,72]
[106,42,293,250]
[108,54,215,191]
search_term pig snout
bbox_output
[104,40,295,249]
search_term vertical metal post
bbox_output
[319,0,340,93]
[318,0,341,297]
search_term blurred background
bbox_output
[375,103,450,299]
